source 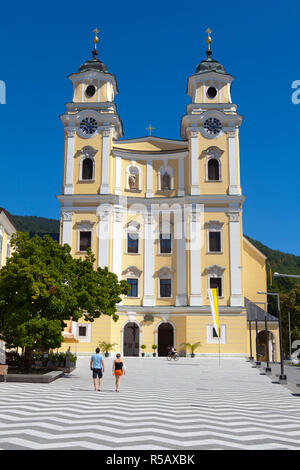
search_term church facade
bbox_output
[58,31,279,358]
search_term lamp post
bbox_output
[273,272,300,279]
[255,318,260,366]
[251,301,271,374]
[248,320,254,361]
[258,291,287,383]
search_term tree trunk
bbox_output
[23,347,33,372]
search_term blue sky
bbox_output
[0,0,299,255]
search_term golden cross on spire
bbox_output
[206,28,212,50]
[146,124,155,136]
[93,28,100,51]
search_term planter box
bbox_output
[0,370,64,383]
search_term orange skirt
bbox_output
[114,370,122,376]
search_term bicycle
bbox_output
[167,352,179,361]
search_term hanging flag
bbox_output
[208,288,219,337]
[68,316,73,334]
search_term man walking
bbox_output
[90,347,105,391]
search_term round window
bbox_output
[207,86,217,99]
[85,85,96,98]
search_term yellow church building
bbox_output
[58,30,279,359]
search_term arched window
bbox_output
[207,158,220,181]
[82,158,93,180]
[158,165,173,191]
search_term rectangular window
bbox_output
[127,278,138,297]
[79,231,92,251]
[127,233,139,253]
[209,231,221,252]
[160,279,172,298]
[209,277,222,297]
[212,327,219,338]
[78,326,87,337]
[159,234,172,254]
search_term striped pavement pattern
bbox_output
[0,357,299,450]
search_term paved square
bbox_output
[0,357,300,450]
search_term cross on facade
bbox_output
[146,124,155,136]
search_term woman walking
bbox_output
[112,353,125,392]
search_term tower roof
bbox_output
[195,56,227,75]
[78,28,108,74]
[195,28,227,75]
[78,55,108,73]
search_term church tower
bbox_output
[59,29,123,250]
[181,28,245,307]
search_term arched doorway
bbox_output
[257,330,275,362]
[158,322,174,356]
[123,322,140,356]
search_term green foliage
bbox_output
[98,341,117,353]
[245,235,300,353]
[141,344,146,350]
[9,214,59,234]
[0,233,129,358]
[180,342,201,353]
[152,344,158,350]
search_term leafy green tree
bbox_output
[278,286,300,354]
[0,233,129,370]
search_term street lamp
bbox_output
[252,301,272,374]
[257,291,287,383]
[273,272,300,279]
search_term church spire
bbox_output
[92,28,100,59]
[205,28,212,60]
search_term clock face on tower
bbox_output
[80,117,98,136]
[204,117,222,135]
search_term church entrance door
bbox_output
[123,322,140,356]
[158,323,174,356]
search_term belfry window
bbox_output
[127,278,138,297]
[207,158,220,181]
[79,231,92,252]
[208,231,221,252]
[82,158,93,180]
[159,233,172,254]
[160,279,172,298]
[209,277,222,297]
[127,232,139,253]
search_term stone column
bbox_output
[189,129,200,195]
[176,206,187,306]
[146,160,153,198]
[228,211,243,306]
[178,157,185,196]
[114,155,122,196]
[189,206,203,306]
[64,127,75,195]
[97,205,110,268]
[143,210,155,306]
[112,205,123,280]
[227,130,239,195]
[100,129,111,194]
[61,209,73,248]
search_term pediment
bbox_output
[113,136,188,154]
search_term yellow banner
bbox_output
[208,288,219,336]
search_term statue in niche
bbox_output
[129,172,138,190]
[162,171,171,190]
